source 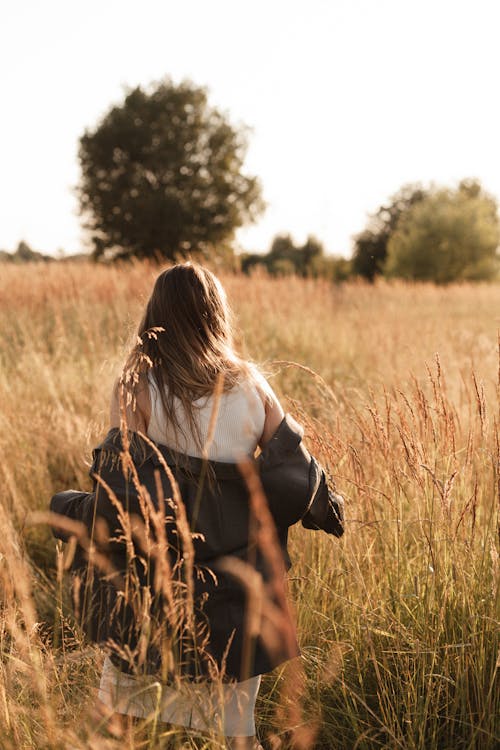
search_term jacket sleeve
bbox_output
[259,414,345,537]
[49,490,97,541]
[300,460,345,537]
[48,430,141,543]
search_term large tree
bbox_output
[78,79,264,261]
[352,184,427,281]
[385,180,500,283]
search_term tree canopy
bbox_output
[385,180,500,282]
[78,79,264,261]
[352,184,427,281]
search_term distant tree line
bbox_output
[74,77,499,283]
[240,235,351,280]
[239,178,499,283]
[0,241,53,264]
[3,78,499,283]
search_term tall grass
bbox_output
[0,262,498,749]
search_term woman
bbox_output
[99,262,285,748]
[51,261,344,747]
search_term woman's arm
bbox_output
[109,375,151,433]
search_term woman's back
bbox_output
[146,371,268,462]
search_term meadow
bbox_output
[0,261,498,749]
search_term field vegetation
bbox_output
[0,262,498,749]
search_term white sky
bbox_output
[1,0,500,257]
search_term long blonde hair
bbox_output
[122,262,253,449]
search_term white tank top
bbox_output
[147,370,269,462]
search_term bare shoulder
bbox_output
[251,368,285,447]
[109,373,151,432]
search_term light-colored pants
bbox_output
[98,656,261,737]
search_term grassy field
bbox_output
[0,262,498,749]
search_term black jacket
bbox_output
[50,414,344,681]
